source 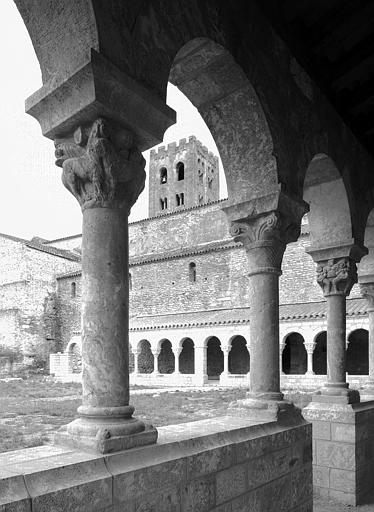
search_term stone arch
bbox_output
[282,332,307,375]
[66,337,82,374]
[303,154,354,248]
[313,331,327,375]
[169,38,278,205]
[179,338,194,374]
[158,339,175,374]
[358,209,374,278]
[228,335,249,374]
[137,340,153,374]
[206,336,223,379]
[347,329,368,375]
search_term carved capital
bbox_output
[55,117,146,212]
[230,212,297,275]
[360,283,374,311]
[304,342,316,354]
[316,257,357,297]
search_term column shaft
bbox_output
[306,350,314,374]
[223,348,230,375]
[369,310,374,383]
[153,352,160,374]
[326,294,347,387]
[249,272,280,396]
[174,349,180,374]
[80,208,129,413]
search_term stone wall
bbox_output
[0,417,312,512]
[0,236,80,359]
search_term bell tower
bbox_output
[148,135,219,217]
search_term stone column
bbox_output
[224,192,307,420]
[174,347,181,375]
[222,345,230,376]
[360,283,374,396]
[133,350,139,375]
[152,349,160,374]
[53,118,157,453]
[194,341,207,386]
[312,256,360,402]
[304,343,315,375]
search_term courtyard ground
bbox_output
[0,377,373,511]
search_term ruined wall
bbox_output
[56,275,82,350]
[0,236,80,359]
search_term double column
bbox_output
[224,192,307,419]
[26,51,175,453]
[309,247,365,403]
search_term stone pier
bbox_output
[304,245,374,505]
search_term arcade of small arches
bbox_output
[54,320,370,388]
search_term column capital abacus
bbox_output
[55,117,146,213]
[223,191,308,276]
[304,342,316,354]
[316,257,357,297]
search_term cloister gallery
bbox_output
[3,1,374,510]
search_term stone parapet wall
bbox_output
[0,416,312,511]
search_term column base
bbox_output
[313,383,360,404]
[229,392,303,425]
[54,405,157,454]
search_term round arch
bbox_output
[228,335,249,374]
[282,332,307,375]
[179,338,194,374]
[303,154,354,248]
[206,336,223,379]
[169,38,278,205]
[137,339,153,374]
[313,331,327,375]
[158,339,175,374]
[347,329,368,375]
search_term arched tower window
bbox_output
[160,167,167,184]
[176,162,184,181]
[160,197,168,210]
[71,282,76,298]
[189,262,196,283]
[176,193,185,206]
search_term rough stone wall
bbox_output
[56,276,82,351]
[0,236,80,358]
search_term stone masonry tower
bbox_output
[148,135,220,217]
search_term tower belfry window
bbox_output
[176,193,185,206]
[160,167,167,184]
[160,197,168,210]
[176,162,184,181]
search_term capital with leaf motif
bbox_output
[55,117,146,213]
[360,282,374,311]
[230,211,299,276]
[316,257,357,297]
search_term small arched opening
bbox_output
[229,336,249,374]
[138,340,153,373]
[68,342,81,374]
[160,167,167,184]
[71,281,76,298]
[158,339,175,374]
[282,333,307,375]
[313,332,327,375]
[347,329,368,375]
[180,338,194,374]
[206,336,223,380]
[189,262,196,283]
[176,161,184,181]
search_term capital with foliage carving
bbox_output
[316,257,357,297]
[360,283,374,311]
[230,211,300,276]
[55,117,146,213]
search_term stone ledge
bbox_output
[0,416,311,512]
